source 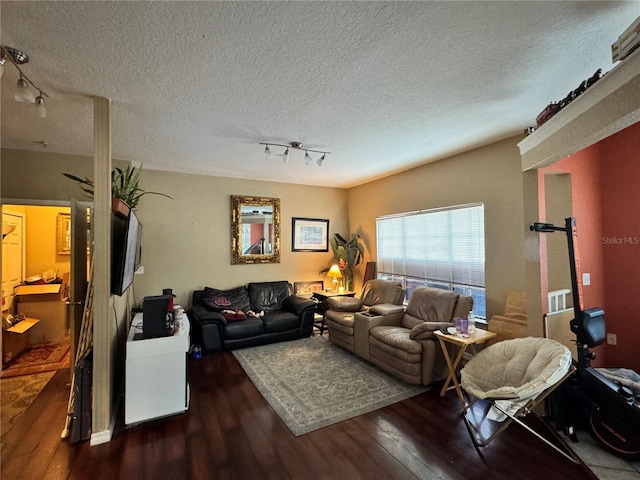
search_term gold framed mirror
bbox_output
[231,195,281,264]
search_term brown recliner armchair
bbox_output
[364,286,473,385]
[325,279,405,353]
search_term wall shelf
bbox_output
[519,47,640,170]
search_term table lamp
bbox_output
[327,264,342,292]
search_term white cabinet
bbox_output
[125,311,190,425]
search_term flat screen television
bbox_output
[111,210,142,296]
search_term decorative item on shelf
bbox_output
[326,233,364,292]
[0,45,49,117]
[260,141,329,167]
[327,265,342,292]
[62,164,172,216]
[534,69,604,128]
[611,15,640,62]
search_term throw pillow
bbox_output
[202,286,251,312]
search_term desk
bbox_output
[311,290,355,335]
[434,329,496,406]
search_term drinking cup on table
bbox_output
[459,319,468,336]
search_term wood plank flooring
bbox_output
[1,346,599,480]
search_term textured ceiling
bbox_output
[1,1,638,188]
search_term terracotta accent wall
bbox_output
[542,121,640,370]
[599,123,640,372]
[543,145,605,309]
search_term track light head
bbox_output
[4,46,29,65]
[316,154,326,167]
[15,76,36,103]
[264,144,273,161]
[35,95,46,118]
[282,148,290,163]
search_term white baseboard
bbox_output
[90,429,112,446]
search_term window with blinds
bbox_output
[376,203,486,318]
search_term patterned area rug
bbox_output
[1,340,70,378]
[1,371,55,446]
[233,336,428,436]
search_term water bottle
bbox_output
[468,312,476,335]
[192,345,202,360]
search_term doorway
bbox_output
[1,203,86,374]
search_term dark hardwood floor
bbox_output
[1,345,599,480]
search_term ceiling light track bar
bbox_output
[260,141,330,166]
[1,45,49,99]
[259,142,330,155]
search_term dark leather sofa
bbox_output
[190,281,317,351]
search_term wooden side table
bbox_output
[311,290,356,335]
[434,328,497,407]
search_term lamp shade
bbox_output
[15,76,35,103]
[327,264,342,278]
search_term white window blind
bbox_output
[376,203,485,316]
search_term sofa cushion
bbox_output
[369,330,422,362]
[203,285,251,313]
[402,287,459,329]
[224,317,264,339]
[262,310,300,333]
[324,311,355,328]
[248,281,290,312]
[360,279,404,306]
[370,326,423,355]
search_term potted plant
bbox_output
[63,165,172,216]
[327,233,364,291]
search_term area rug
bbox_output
[1,340,70,378]
[1,371,55,447]
[233,336,428,436]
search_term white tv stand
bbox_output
[125,310,190,425]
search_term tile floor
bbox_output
[570,430,640,479]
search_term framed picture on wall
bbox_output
[294,280,324,295]
[292,217,329,252]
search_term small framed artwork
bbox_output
[56,213,71,254]
[294,280,324,295]
[292,217,329,252]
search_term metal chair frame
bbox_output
[462,367,581,464]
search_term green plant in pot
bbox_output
[63,165,172,214]
[329,233,364,291]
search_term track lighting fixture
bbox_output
[260,142,330,167]
[1,45,49,117]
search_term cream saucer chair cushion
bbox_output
[325,279,404,353]
[462,336,572,402]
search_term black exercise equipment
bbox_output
[530,217,640,460]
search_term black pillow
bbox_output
[202,285,251,313]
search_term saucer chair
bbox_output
[460,337,579,463]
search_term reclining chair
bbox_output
[365,287,473,385]
[460,336,579,463]
[325,279,404,353]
